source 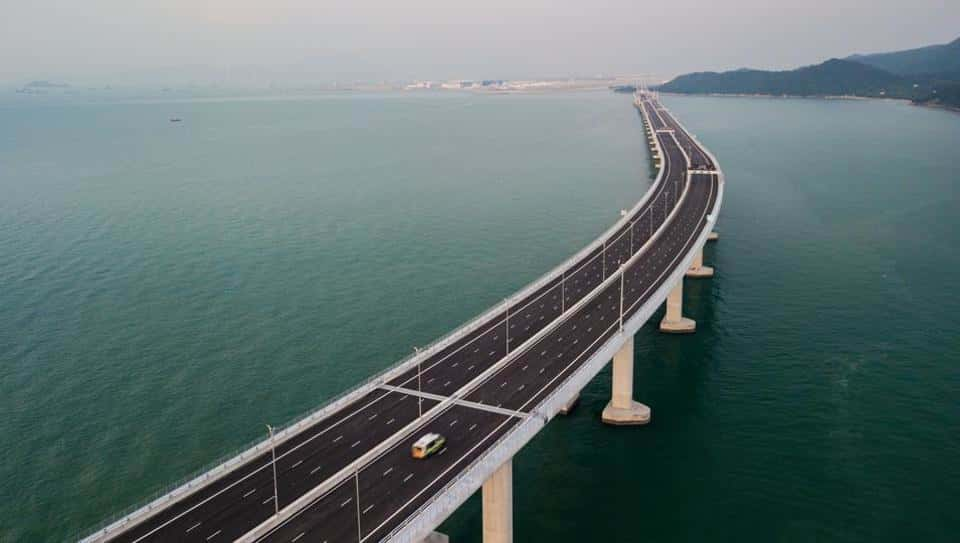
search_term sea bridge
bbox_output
[83,89,724,543]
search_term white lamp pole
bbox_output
[266,424,279,514]
[414,346,423,416]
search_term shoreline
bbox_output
[658,91,960,114]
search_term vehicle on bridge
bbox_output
[412,433,446,459]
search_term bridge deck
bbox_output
[86,92,722,543]
[255,161,720,543]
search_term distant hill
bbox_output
[848,37,960,79]
[657,37,960,110]
[660,58,916,97]
[610,84,637,94]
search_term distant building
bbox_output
[405,81,434,90]
[440,80,478,89]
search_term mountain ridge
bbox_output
[847,37,960,79]
[657,37,960,109]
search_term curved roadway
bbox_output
[87,93,720,543]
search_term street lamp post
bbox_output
[414,346,423,416]
[619,267,625,331]
[266,424,279,515]
[505,305,510,354]
[602,243,607,279]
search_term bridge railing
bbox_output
[79,93,668,542]
[382,92,725,543]
[384,192,722,543]
[383,103,708,543]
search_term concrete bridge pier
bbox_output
[482,459,513,543]
[420,532,449,543]
[685,247,714,278]
[601,336,651,425]
[659,280,696,334]
[708,231,719,241]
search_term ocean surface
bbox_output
[0,90,957,542]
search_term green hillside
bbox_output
[657,38,960,110]
[659,59,926,98]
[848,37,960,79]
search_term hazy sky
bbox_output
[2,0,958,86]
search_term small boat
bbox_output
[170,118,182,122]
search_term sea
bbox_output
[0,89,957,542]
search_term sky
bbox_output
[1,0,958,87]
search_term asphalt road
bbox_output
[655,106,714,171]
[100,94,716,543]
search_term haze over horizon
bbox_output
[2,0,958,87]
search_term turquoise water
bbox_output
[1,92,958,541]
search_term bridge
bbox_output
[82,89,724,543]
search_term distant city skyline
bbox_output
[1,0,958,87]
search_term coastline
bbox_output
[658,91,960,113]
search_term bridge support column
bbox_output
[420,532,449,543]
[601,336,651,425]
[685,247,714,278]
[708,231,719,241]
[659,280,696,334]
[482,459,513,543]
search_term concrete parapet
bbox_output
[482,459,513,543]
[558,393,580,415]
[660,280,696,334]
[601,337,651,425]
